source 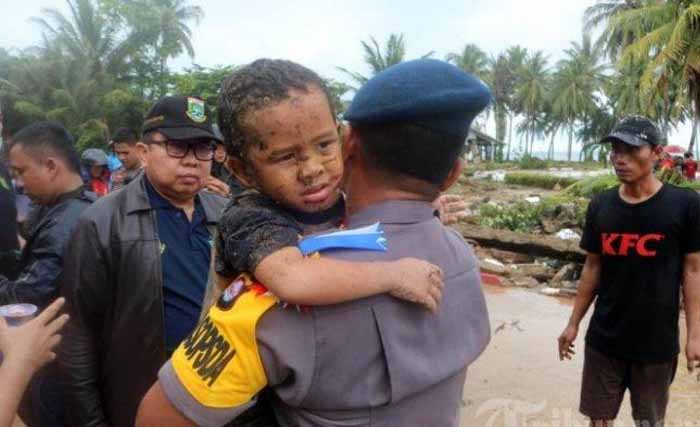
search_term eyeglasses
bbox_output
[148,139,216,161]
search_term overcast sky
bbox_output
[0,0,692,155]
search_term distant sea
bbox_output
[525,150,583,162]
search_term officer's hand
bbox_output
[389,258,444,313]
[686,336,700,377]
[433,194,467,225]
[558,324,578,361]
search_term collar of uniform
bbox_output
[125,173,221,224]
[345,200,437,228]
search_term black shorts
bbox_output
[580,344,678,423]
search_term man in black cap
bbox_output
[137,59,491,427]
[59,96,228,427]
[558,115,700,426]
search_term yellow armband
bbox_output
[171,274,278,408]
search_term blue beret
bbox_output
[344,59,492,138]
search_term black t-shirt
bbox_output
[580,184,700,362]
[215,191,344,278]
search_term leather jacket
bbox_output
[0,186,94,308]
[59,174,227,427]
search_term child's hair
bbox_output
[218,59,336,161]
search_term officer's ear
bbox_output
[439,158,464,192]
[342,125,360,163]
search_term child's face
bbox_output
[237,85,344,213]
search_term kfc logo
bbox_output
[601,233,665,257]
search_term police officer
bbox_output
[137,59,492,427]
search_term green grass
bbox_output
[505,172,578,190]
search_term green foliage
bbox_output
[516,154,549,170]
[564,173,619,198]
[169,64,235,120]
[479,202,543,232]
[504,172,578,189]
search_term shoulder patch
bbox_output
[171,285,277,408]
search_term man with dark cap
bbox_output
[136,59,491,427]
[59,96,228,427]
[558,116,700,427]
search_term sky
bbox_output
[0,0,693,157]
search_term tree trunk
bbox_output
[567,125,573,162]
[506,113,513,161]
[689,109,699,155]
[548,128,556,160]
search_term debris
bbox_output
[481,258,507,275]
[552,263,578,283]
[509,263,556,281]
[512,277,539,288]
[456,223,586,262]
[525,196,541,204]
[495,322,506,334]
[556,228,580,241]
[540,287,560,296]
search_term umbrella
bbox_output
[664,145,685,155]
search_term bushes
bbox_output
[505,172,578,189]
[479,202,543,232]
[564,174,618,198]
[517,154,549,170]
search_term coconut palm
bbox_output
[503,46,528,160]
[337,34,434,89]
[583,0,642,59]
[594,0,700,151]
[132,0,203,97]
[446,44,490,81]
[513,51,550,156]
[31,0,134,79]
[551,34,607,161]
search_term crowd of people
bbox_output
[0,57,698,427]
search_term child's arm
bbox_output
[253,246,444,312]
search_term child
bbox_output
[210,59,445,312]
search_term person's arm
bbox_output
[254,247,444,312]
[0,221,65,307]
[58,217,111,427]
[558,253,601,361]
[0,298,68,427]
[683,252,700,374]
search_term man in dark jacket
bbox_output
[0,160,19,277]
[2,121,94,427]
[59,96,227,427]
[1,122,91,308]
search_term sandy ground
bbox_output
[460,284,700,427]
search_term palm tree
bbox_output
[128,0,203,97]
[31,0,133,79]
[338,33,434,89]
[504,46,528,160]
[592,0,700,152]
[583,0,642,59]
[446,44,490,81]
[551,35,607,161]
[513,51,550,156]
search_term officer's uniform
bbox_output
[157,59,493,426]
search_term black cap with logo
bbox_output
[142,95,223,142]
[601,115,662,147]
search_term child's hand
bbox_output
[0,298,69,374]
[389,258,444,313]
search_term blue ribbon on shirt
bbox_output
[298,223,388,256]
